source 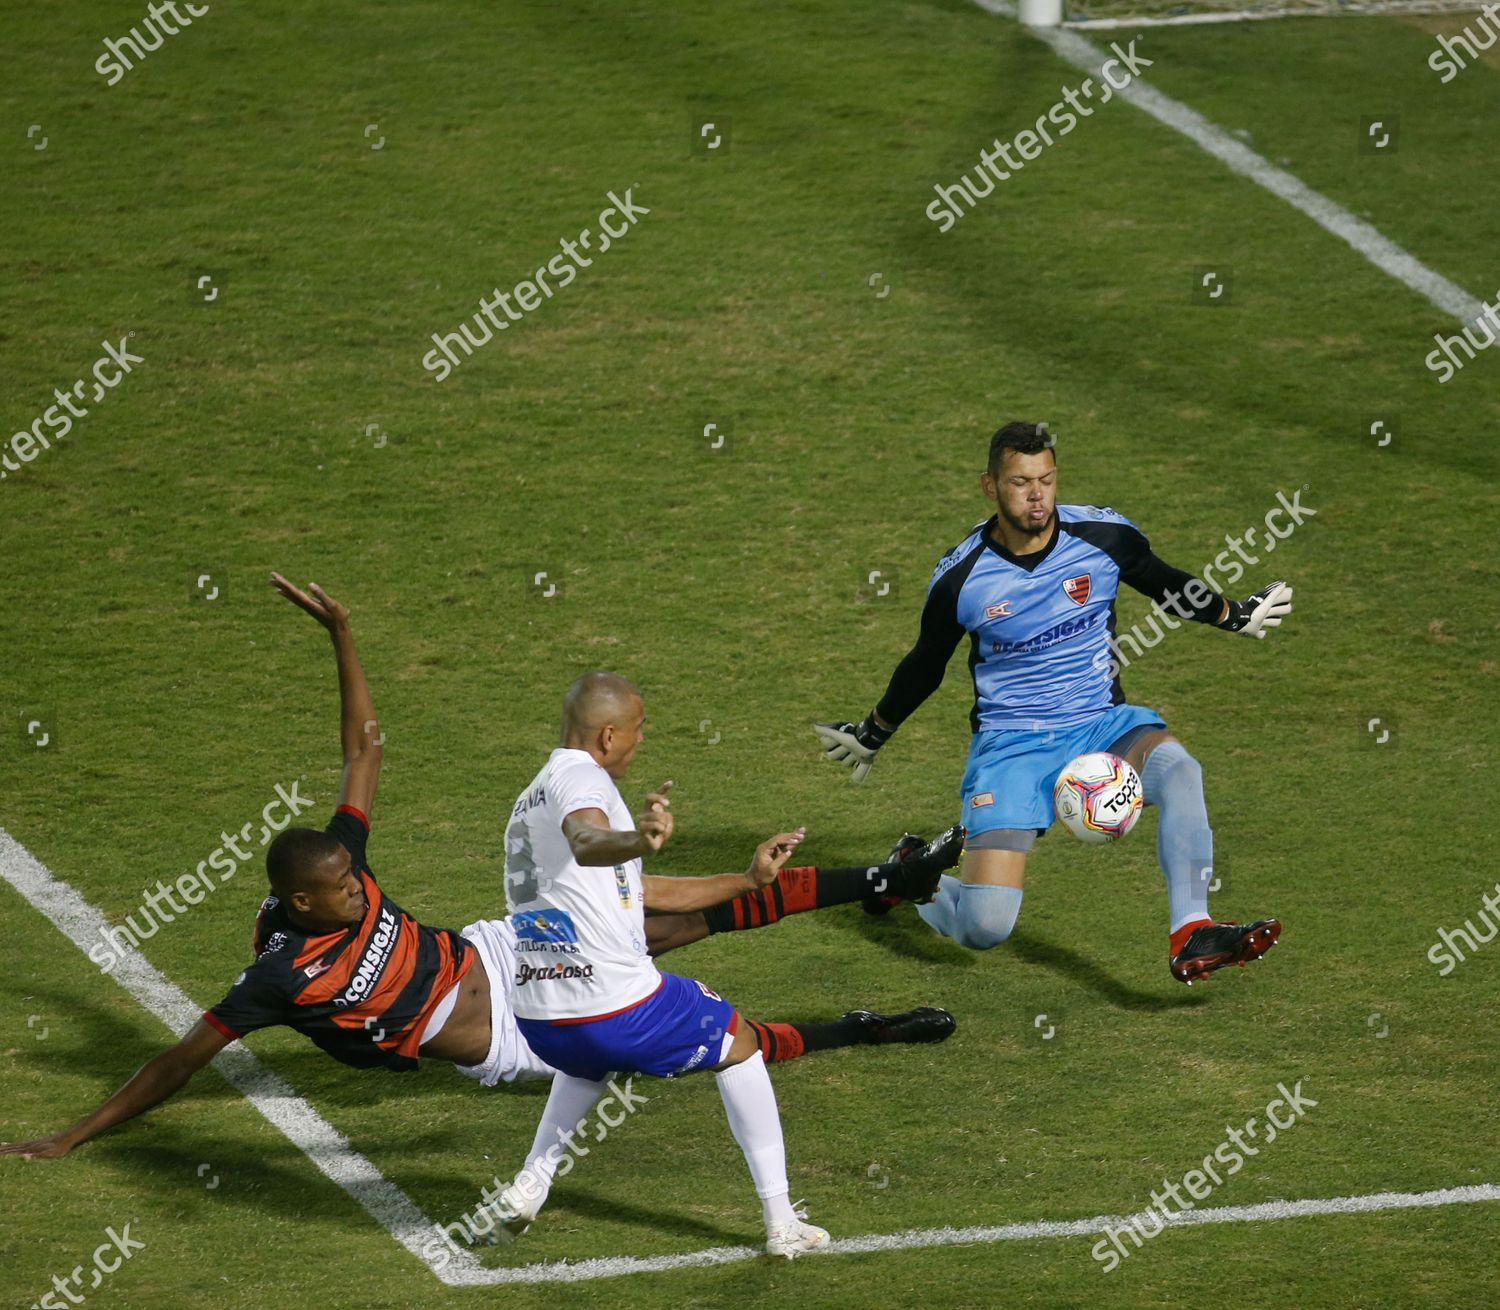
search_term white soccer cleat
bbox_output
[479,1182,540,1245]
[765,1212,830,1260]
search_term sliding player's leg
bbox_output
[641,828,964,955]
[642,913,957,1055]
[1110,726,1281,983]
[741,1003,955,1062]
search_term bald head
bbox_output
[562,672,645,777]
[563,671,640,734]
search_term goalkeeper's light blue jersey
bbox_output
[876,505,1218,733]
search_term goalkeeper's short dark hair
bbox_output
[988,421,1054,476]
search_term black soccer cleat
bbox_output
[1170,918,1282,984]
[862,825,965,916]
[888,832,928,864]
[842,1006,957,1045]
[862,832,925,916]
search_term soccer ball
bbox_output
[1052,752,1142,843]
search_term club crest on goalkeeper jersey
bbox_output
[874,505,1220,733]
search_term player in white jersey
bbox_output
[493,672,840,1258]
[4,588,958,1191]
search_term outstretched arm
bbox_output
[643,829,806,914]
[0,1021,231,1160]
[270,573,383,816]
[1117,548,1228,625]
[815,579,965,782]
[1116,539,1292,638]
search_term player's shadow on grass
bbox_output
[95,1135,361,1214]
[280,1055,562,1114]
[541,1187,749,1246]
[1,1005,262,1090]
[850,906,982,966]
[1004,928,1207,1012]
[852,916,1205,1011]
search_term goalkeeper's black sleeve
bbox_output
[1064,518,1223,625]
[874,558,970,729]
[1122,551,1224,624]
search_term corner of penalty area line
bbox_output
[0,823,484,1287]
[397,1182,1500,1287]
[9,843,1499,1287]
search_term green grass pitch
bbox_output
[2,1,1498,1306]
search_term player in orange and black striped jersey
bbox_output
[202,803,473,1071]
[1,574,959,1163]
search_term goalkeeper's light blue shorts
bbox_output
[960,703,1165,836]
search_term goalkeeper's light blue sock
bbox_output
[915,874,962,938]
[918,880,1022,950]
[1140,740,1213,937]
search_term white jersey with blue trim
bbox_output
[503,747,659,1022]
[876,504,1220,733]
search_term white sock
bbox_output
[715,1051,794,1226]
[512,1072,606,1214]
[760,1191,798,1227]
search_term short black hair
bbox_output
[987,421,1054,476]
[266,827,345,897]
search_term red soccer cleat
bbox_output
[1170,918,1282,984]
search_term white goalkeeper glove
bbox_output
[812,715,893,784]
[1216,580,1293,639]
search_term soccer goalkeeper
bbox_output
[815,422,1288,983]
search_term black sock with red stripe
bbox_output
[743,1015,867,1063]
[703,863,903,935]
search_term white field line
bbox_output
[5,829,1498,1287]
[972,0,1486,325]
[0,826,491,1287]
[1065,1,1488,30]
[428,1183,1500,1285]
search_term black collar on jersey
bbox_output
[982,511,1060,573]
[256,887,364,961]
